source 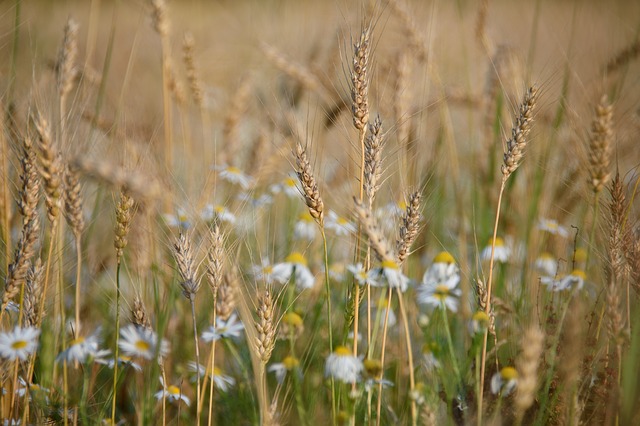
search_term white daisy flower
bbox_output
[201,204,236,225]
[468,311,491,336]
[56,328,105,364]
[118,325,169,360]
[97,355,143,372]
[556,269,587,291]
[270,176,299,198]
[367,260,410,292]
[216,165,253,189]
[537,218,569,238]
[481,237,510,263]
[187,362,236,392]
[278,312,304,340]
[251,258,275,284]
[490,366,518,395]
[15,377,50,400]
[383,200,407,218]
[163,208,191,229]
[237,192,273,208]
[201,312,244,342]
[325,211,356,236]
[325,346,364,383]
[271,252,315,291]
[0,326,40,361]
[364,378,394,392]
[155,377,190,406]
[294,211,317,241]
[535,252,557,277]
[422,252,460,288]
[326,263,346,282]
[422,342,441,372]
[268,355,301,384]
[347,263,377,286]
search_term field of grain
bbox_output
[1,0,640,424]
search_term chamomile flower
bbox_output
[237,192,273,208]
[97,355,143,372]
[535,252,557,277]
[188,362,236,392]
[201,204,236,225]
[0,326,40,361]
[251,258,275,284]
[383,199,407,218]
[15,377,50,400]
[422,342,441,372]
[325,346,364,383]
[278,312,304,340]
[118,325,169,360]
[325,211,356,236]
[537,218,569,238]
[270,175,299,198]
[556,269,587,291]
[155,377,190,406]
[367,260,410,292]
[364,377,394,392]
[491,366,518,395]
[216,165,253,189]
[271,252,315,291]
[56,329,105,364]
[326,263,346,282]
[347,263,377,286]
[417,252,461,312]
[481,237,511,263]
[163,208,191,229]
[201,312,244,342]
[468,311,491,336]
[294,211,317,241]
[268,355,301,384]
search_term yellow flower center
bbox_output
[134,340,150,352]
[214,205,225,214]
[489,237,505,247]
[263,265,273,274]
[337,217,349,225]
[574,248,587,262]
[285,252,307,266]
[213,367,222,376]
[299,211,313,222]
[282,312,303,327]
[539,252,554,260]
[70,337,85,346]
[226,166,241,175]
[11,340,28,350]
[284,177,297,187]
[283,356,300,369]
[364,358,382,377]
[434,284,451,299]
[167,385,181,396]
[571,269,587,280]
[472,311,490,324]
[398,200,407,210]
[334,346,351,357]
[433,251,455,264]
[381,260,399,270]
[501,366,518,380]
[545,220,558,229]
[178,213,188,222]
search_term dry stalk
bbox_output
[216,271,237,321]
[587,95,613,195]
[114,191,134,264]
[514,326,544,422]
[396,191,422,265]
[34,115,63,223]
[183,33,204,108]
[364,117,384,206]
[131,295,152,330]
[294,142,324,226]
[353,197,394,263]
[560,299,585,424]
[73,156,162,201]
[255,290,276,365]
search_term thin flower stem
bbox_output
[376,287,393,426]
[441,302,462,386]
[205,299,217,426]
[75,235,82,336]
[479,177,506,423]
[321,228,336,425]
[111,260,122,422]
[396,289,417,426]
[190,299,202,424]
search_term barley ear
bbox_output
[396,191,422,265]
[294,142,324,226]
[255,290,276,365]
[114,191,134,264]
[173,232,200,300]
[587,95,613,195]
[501,86,538,179]
[351,26,371,131]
